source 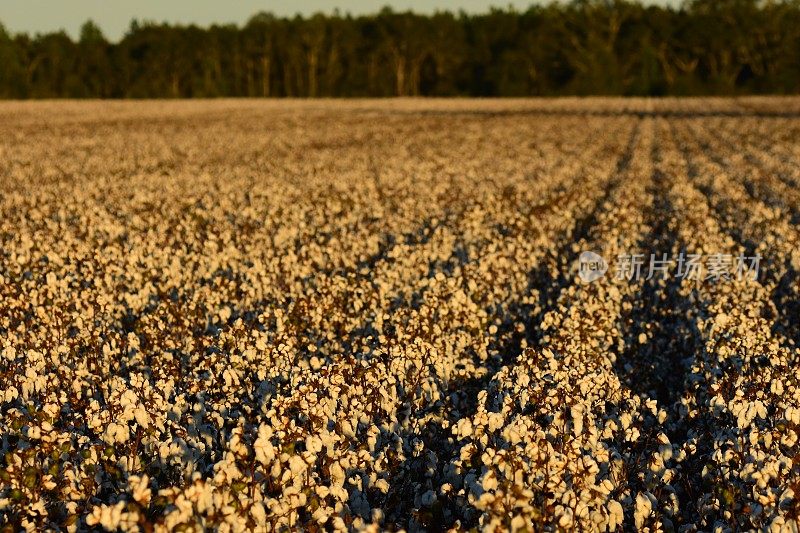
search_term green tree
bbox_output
[1,2,800,98]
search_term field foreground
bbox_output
[2,99,800,531]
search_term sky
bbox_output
[0,0,680,42]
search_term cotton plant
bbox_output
[1,99,800,532]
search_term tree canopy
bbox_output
[1,0,800,98]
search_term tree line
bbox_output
[1,0,799,98]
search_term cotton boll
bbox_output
[607,500,624,530]
[133,407,151,429]
[329,462,346,487]
[634,492,653,530]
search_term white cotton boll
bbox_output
[330,462,346,487]
[373,479,389,493]
[340,419,355,438]
[21,380,33,399]
[156,442,170,460]
[481,472,498,492]
[218,306,232,323]
[367,432,378,451]
[27,425,41,440]
[607,500,624,530]
[253,424,275,465]
[634,492,653,530]
[131,475,151,505]
[255,433,276,465]
[510,515,527,532]
[620,412,632,431]
[134,407,151,429]
[27,499,47,518]
[715,313,730,328]
[86,502,125,530]
[330,486,349,501]
[103,423,129,445]
[558,509,574,528]
[738,411,752,430]
[455,418,473,438]
[571,405,584,436]
[313,507,330,524]
[85,507,102,527]
[769,517,786,533]
[251,502,266,524]
[223,368,238,389]
[305,435,323,454]
[2,346,16,361]
[289,456,306,477]
[4,387,18,402]
[597,479,614,496]
[475,492,496,511]
[488,413,505,432]
[504,426,523,445]
[755,400,767,419]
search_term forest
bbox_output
[1,0,799,98]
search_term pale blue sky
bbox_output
[0,0,680,41]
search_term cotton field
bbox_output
[1,99,800,532]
